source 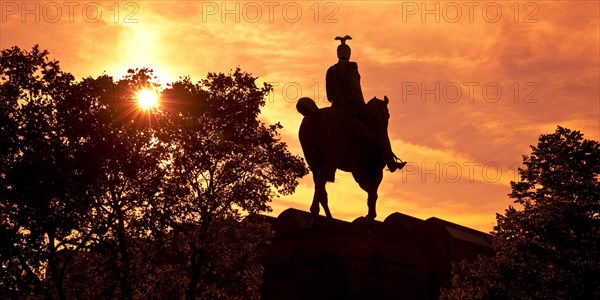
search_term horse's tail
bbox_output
[296,97,319,117]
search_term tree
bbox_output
[1,46,308,299]
[442,126,600,299]
[157,69,308,299]
[0,47,165,300]
[0,45,95,299]
[86,69,168,300]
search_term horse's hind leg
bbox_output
[320,181,332,220]
[310,168,333,224]
[313,180,332,218]
[310,180,330,225]
[310,177,322,218]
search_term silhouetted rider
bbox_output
[326,35,406,172]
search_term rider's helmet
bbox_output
[336,35,352,60]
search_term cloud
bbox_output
[2,0,597,232]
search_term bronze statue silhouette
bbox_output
[326,36,406,172]
[296,36,406,228]
[297,96,391,228]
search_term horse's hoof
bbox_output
[365,215,377,233]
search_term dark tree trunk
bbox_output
[117,211,132,300]
[185,215,211,300]
[47,228,67,300]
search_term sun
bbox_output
[136,89,159,110]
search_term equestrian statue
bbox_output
[297,35,407,229]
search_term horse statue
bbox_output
[296,96,391,229]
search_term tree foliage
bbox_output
[157,68,307,299]
[442,126,600,299]
[1,45,88,299]
[0,45,307,299]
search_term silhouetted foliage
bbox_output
[1,46,307,299]
[1,45,88,299]
[158,68,307,299]
[442,126,600,299]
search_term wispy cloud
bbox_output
[2,0,597,231]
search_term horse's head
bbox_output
[367,96,391,128]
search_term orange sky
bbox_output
[2,1,599,231]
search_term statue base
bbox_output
[261,208,493,299]
[262,209,428,299]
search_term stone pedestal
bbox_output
[262,209,428,299]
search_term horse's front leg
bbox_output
[365,170,383,232]
[366,190,378,230]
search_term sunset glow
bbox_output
[2,1,598,232]
[136,89,159,110]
